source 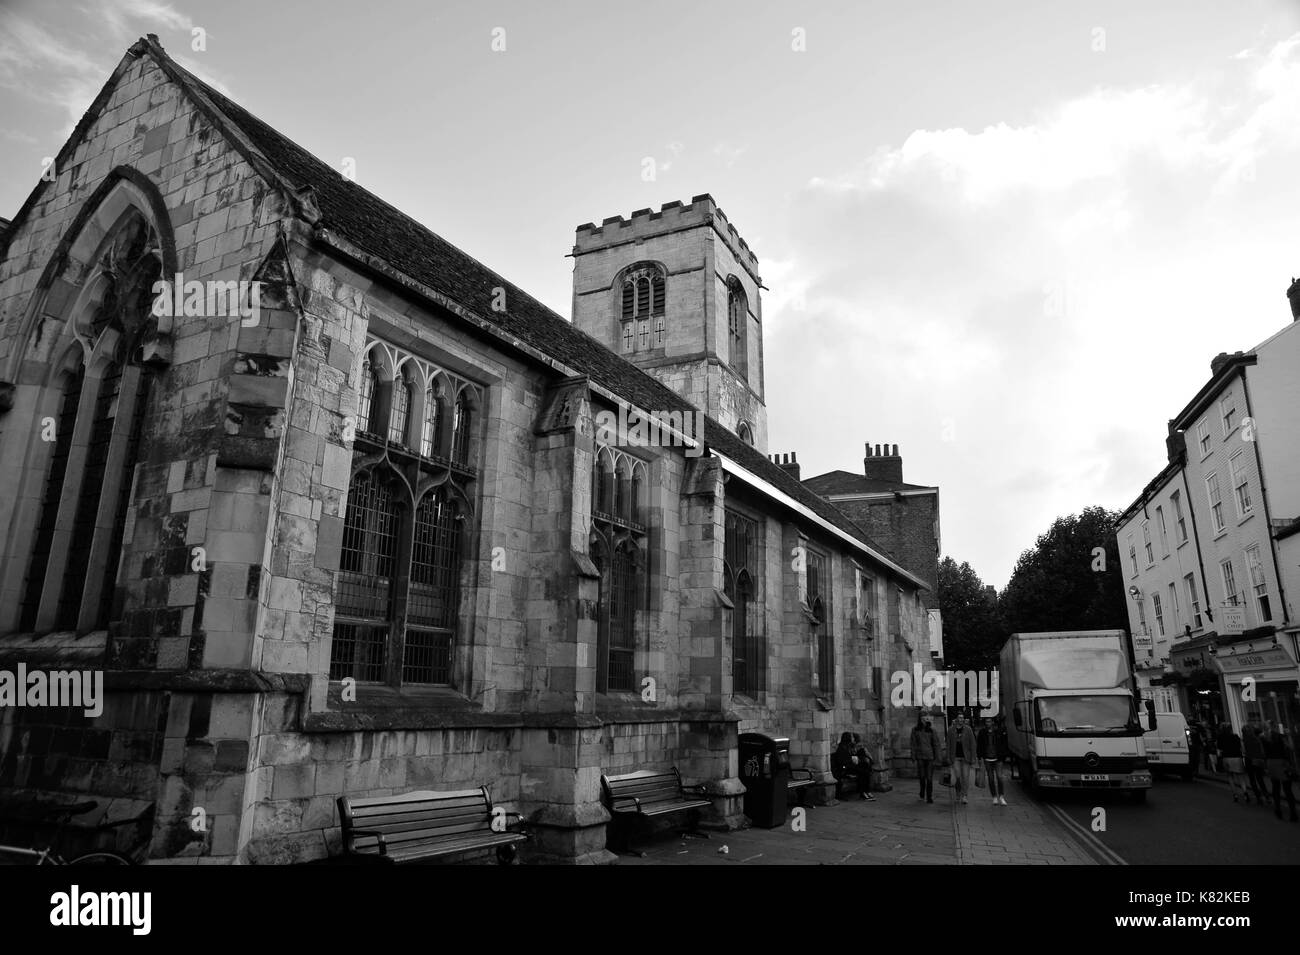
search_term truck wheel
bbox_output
[1019,759,1035,794]
[1130,790,1148,805]
[1179,766,1194,782]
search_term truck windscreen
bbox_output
[1034,696,1137,736]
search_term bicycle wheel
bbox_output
[67,850,133,865]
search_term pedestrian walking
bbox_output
[1215,722,1249,804]
[1243,717,1269,805]
[1263,723,1298,822]
[1187,722,1202,781]
[911,715,940,804]
[1202,722,1218,773]
[977,716,1009,806]
[832,731,874,801]
[946,713,977,805]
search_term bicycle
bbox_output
[0,800,140,865]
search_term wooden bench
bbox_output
[600,768,711,854]
[337,787,528,865]
[787,767,816,806]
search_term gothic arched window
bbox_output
[808,550,832,695]
[727,277,748,377]
[738,422,754,446]
[590,446,647,693]
[619,264,666,355]
[329,337,481,689]
[9,185,169,638]
[725,508,764,697]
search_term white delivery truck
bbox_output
[1001,630,1156,803]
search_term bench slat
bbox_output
[354,819,495,844]
[608,781,679,795]
[349,795,488,818]
[348,804,492,830]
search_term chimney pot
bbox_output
[1288,277,1300,321]
[775,451,801,482]
[892,444,898,456]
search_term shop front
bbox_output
[1171,635,1224,723]
[1211,635,1300,755]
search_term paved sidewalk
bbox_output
[618,773,1098,865]
[951,772,1095,865]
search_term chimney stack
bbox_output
[1165,420,1186,464]
[1210,350,1245,378]
[863,441,904,483]
[770,451,801,482]
[1288,277,1300,321]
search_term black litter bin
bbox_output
[738,732,792,828]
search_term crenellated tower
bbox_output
[571,194,767,453]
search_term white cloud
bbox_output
[768,32,1300,586]
[0,1,228,129]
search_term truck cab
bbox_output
[1001,631,1155,803]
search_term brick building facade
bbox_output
[0,36,938,863]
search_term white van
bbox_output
[1143,712,1193,779]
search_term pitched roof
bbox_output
[803,470,935,496]
[6,36,919,586]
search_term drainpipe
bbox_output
[1239,368,1291,629]
[1179,464,1215,634]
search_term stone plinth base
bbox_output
[523,803,617,865]
[699,776,746,830]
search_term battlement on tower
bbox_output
[573,194,760,278]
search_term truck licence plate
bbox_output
[1081,774,1109,782]
[1148,754,1160,760]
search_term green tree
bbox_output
[999,506,1127,637]
[936,556,1003,671]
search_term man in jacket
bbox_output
[977,717,1009,806]
[947,713,977,805]
[911,716,941,803]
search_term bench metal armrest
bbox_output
[349,827,388,854]
[681,783,709,797]
[789,768,815,782]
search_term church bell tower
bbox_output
[571,194,767,453]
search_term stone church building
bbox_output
[0,36,939,863]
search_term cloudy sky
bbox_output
[3,0,1299,587]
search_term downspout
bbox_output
[1179,464,1215,633]
[1239,368,1290,628]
